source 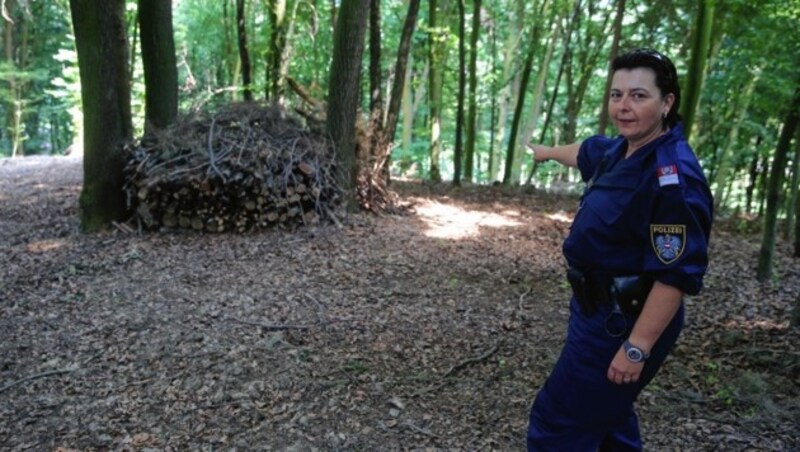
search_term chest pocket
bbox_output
[582,168,640,226]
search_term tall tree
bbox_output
[757,76,800,281]
[597,0,625,135]
[453,0,466,185]
[236,0,253,101]
[786,129,799,242]
[503,1,546,185]
[69,0,133,230]
[379,0,421,179]
[464,0,482,182]
[3,0,28,157]
[681,0,715,139]
[428,0,444,182]
[138,0,178,132]
[267,0,288,103]
[367,0,383,160]
[326,0,370,208]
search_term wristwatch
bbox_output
[623,340,650,363]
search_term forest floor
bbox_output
[1,155,798,451]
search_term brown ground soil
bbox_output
[1,155,798,451]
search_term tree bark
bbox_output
[681,0,715,138]
[367,0,383,161]
[267,0,288,103]
[70,0,133,230]
[453,0,466,185]
[784,127,800,247]
[464,0,482,182]
[503,2,546,185]
[3,0,22,156]
[428,0,444,182]
[326,0,370,209]
[138,0,178,132]
[713,72,759,211]
[380,0,421,180]
[236,0,253,101]
[757,77,800,281]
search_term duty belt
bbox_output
[566,267,653,316]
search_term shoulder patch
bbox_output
[657,165,679,186]
[651,224,686,264]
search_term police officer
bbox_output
[525,48,713,451]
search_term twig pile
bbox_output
[124,103,341,232]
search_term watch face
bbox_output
[626,348,643,362]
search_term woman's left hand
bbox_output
[607,347,644,385]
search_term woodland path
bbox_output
[1,156,798,450]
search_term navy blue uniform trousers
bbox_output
[527,297,684,451]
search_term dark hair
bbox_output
[612,48,681,129]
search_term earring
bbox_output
[662,111,668,119]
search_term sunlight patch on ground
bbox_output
[724,318,790,331]
[413,199,522,239]
[26,239,67,253]
[547,210,574,223]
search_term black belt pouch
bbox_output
[567,267,595,315]
[612,275,654,316]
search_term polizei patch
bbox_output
[651,224,686,264]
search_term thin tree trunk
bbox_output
[138,0,178,132]
[70,0,133,230]
[785,128,800,242]
[326,0,370,209]
[464,0,482,182]
[453,0,466,185]
[540,0,580,145]
[267,0,288,103]
[503,1,547,185]
[598,0,625,135]
[757,78,800,281]
[713,72,759,210]
[428,0,443,182]
[745,150,759,214]
[367,0,383,160]
[681,0,715,138]
[381,0,421,178]
[236,0,253,101]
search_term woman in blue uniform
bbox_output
[525,48,713,451]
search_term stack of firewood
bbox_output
[124,103,341,232]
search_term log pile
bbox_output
[124,103,341,232]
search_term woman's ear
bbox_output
[663,93,676,113]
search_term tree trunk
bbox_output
[453,0,466,185]
[539,0,580,145]
[428,0,443,182]
[138,0,178,132]
[326,0,370,209]
[3,1,21,157]
[713,72,759,211]
[503,3,545,185]
[380,0,421,180]
[70,0,133,231]
[367,0,383,168]
[598,0,625,135]
[267,0,288,103]
[784,128,799,242]
[464,0,482,182]
[236,0,253,101]
[681,0,715,138]
[757,78,800,281]
[563,2,611,144]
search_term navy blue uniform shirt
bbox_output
[563,124,713,295]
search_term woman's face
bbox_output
[609,68,674,149]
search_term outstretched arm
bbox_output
[527,142,581,168]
